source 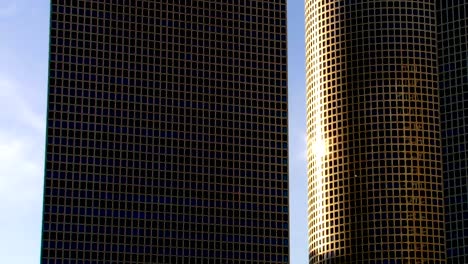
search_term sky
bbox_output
[0,0,308,263]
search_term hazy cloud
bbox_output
[0,131,43,204]
[289,128,308,162]
[0,74,44,263]
[0,77,45,133]
[0,135,42,262]
[0,75,44,206]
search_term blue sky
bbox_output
[0,0,307,263]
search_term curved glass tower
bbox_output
[438,2,468,263]
[305,1,445,262]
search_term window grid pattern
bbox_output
[42,1,289,263]
[438,2,468,264]
[305,1,445,263]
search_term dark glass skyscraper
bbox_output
[438,2,468,263]
[41,1,289,263]
[305,1,445,263]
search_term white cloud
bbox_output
[0,3,49,262]
[0,74,44,263]
[289,129,308,162]
[0,131,43,199]
[0,75,44,200]
[0,138,43,261]
[0,77,45,133]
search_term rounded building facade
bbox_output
[438,1,468,263]
[305,1,445,263]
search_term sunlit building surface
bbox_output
[438,2,468,263]
[41,1,289,263]
[305,1,445,262]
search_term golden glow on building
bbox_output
[305,0,333,257]
[305,1,446,263]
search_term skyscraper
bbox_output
[438,2,468,263]
[305,1,445,262]
[41,1,289,263]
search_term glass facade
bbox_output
[41,1,289,263]
[438,2,468,263]
[305,1,445,263]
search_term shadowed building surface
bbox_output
[41,1,289,263]
[438,2,468,263]
[305,1,445,263]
